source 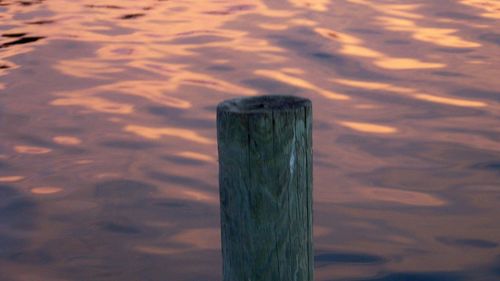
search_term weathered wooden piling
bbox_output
[217,95,313,281]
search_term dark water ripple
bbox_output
[0,36,44,48]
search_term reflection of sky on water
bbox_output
[0,0,499,280]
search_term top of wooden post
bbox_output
[217,95,311,114]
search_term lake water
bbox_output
[1,0,499,280]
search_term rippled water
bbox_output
[1,0,499,280]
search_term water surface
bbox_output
[1,0,499,280]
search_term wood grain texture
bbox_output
[217,95,313,281]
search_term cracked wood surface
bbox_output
[217,95,313,281]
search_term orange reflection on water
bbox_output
[256,53,288,63]
[255,69,350,100]
[170,228,220,250]
[126,61,257,97]
[135,245,183,256]
[376,16,481,48]
[54,59,124,79]
[31,186,63,195]
[135,228,220,256]
[176,151,216,163]
[460,0,500,19]
[51,96,134,114]
[258,23,289,31]
[374,58,445,70]
[91,80,192,108]
[315,29,361,45]
[332,78,488,108]
[51,78,197,114]
[348,0,422,19]
[357,187,446,206]
[415,94,487,107]
[467,60,488,65]
[437,18,490,29]
[124,125,214,144]
[354,104,379,109]
[289,0,331,12]
[348,0,481,48]
[154,184,218,205]
[14,145,51,154]
[318,186,446,207]
[53,136,82,145]
[333,79,415,93]
[181,189,218,203]
[315,27,445,69]
[338,121,398,134]
[70,0,293,58]
[75,159,94,165]
[289,18,318,26]
[3,0,283,117]
[281,67,305,75]
[340,45,384,58]
[96,44,193,61]
[0,176,25,183]
[1,0,499,279]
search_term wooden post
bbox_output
[217,95,313,281]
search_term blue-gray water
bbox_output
[0,0,499,280]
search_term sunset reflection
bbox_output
[289,0,331,11]
[414,94,487,107]
[55,59,124,79]
[124,125,214,144]
[51,96,134,114]
[135,228,219,256]
[377,16,481,48]
[258,23,289,31]
[315,27,446,70]
[350,0,481,48]
[31,186,63,195]
[170,228,220,250]
[374,57,445,70]
[348,0,422,19]
[255,69,350,100]
[460,0,500,19]
[318,186,446,207]
[14,145,51,154]
[0,176,25,182]
[332,78,488,108]
[180,189,218,203]
[333,79,415,93]
[0,0,499,280]
[338,121,398,134]
[53,136,82,145]
[176,151,216,163]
